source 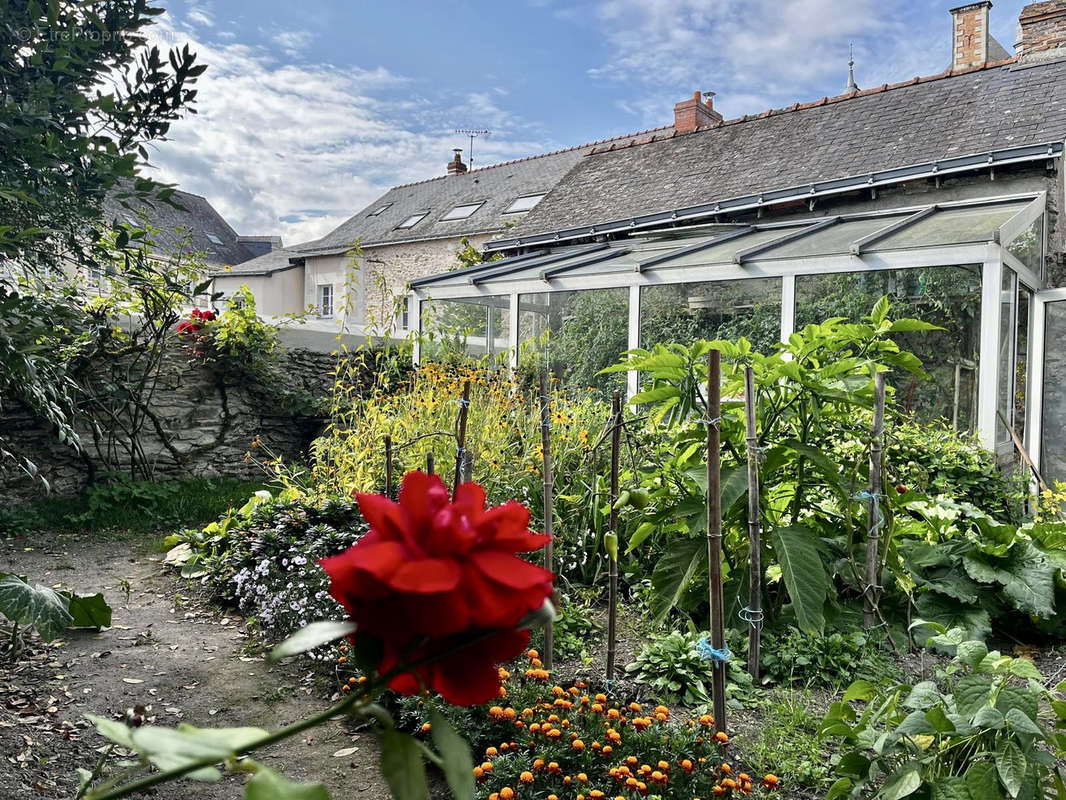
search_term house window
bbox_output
[397,212,428,229]
[206,232,223,245]
[400,297,410,330]
[441,202,485,221]
[319,284,334,317]
[503,194,546,214]
[367,203,393,217]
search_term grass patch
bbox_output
[1,476,266,538]
[741,689,832,790]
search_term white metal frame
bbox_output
[410,193,1050,452]
[1030,286,1066,478]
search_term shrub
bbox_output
[820,628,1066,800]
[758,627,900,689]
[625,630,718,705]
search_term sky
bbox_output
[145,0,1029,246]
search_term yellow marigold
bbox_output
[519,771,534,784]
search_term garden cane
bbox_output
[704,350,728,734]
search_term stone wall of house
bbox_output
[0,346,344,504]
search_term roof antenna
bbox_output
[455,129,492,169]
[845,43,859,94]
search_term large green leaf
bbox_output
[64,591,112,629]
[245,764,330,800]
[269,621,357,662]
[882,767,922,800]
[429,708,474,800]
[964,762,1005,800]
[932,777,974,800]
[914,593,991,642]
[379,729,429,800]
[771,525,827,634]
[994,741,1027,798]
[0,573,72,641]
[682,464,748,514]
[649,537,707,624]
[954,675,993,717]
[963,543,1056,618]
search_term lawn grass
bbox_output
[1,476,267,538]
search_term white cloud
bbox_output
[271,30,313,58]
[142,14,552,245]
[586,0,955,123]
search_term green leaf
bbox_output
[826,777,854,800]
[956,640,989,669]
[972,706,1005,730]
[626,521,657,554]
[64,592,112,629]
[933,777,974,800]
[954,675,993,717]
[925,706,956,733]
[882,767,922,800]
[965,762,1005,800]
[1004,708,1042,736]
[914,593,991,642]
[904,680,941,710]
[896,710,936,735]
[649,537,706,624]
[126,724,267,781]
[771,525,827,634]
[963,543,1056,618]
[245,764,330,800]
[429,708,474,800]
[379,729,429,800]
[1007,658,1043,681]
[995,741,1027,798]
[0,573,72,641]
[843,679,877,703]
[994,687,1039,724]
[268,621,357,662]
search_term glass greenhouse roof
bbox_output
[412,197,1038,293]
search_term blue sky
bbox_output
[147,0,1028,244]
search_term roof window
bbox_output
[397,212,429,229]
[367,203,393,217]
[206,232,223,245]
[441,202,485,221]
[503,194,546,214]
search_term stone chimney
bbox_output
[447,148,468,176]
[950,2,993,70]
[1016,1,1066,59]
[673,91,723,134]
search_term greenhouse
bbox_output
[411,192,1062,479]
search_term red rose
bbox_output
[176,320,201,336]
[320,470,553,705]
[190,308,202,319]
[201,310,216,321]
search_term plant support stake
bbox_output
[538,370,555,670]
[426,451,434,476]
[605,390,622,681]
[384,435,393,499]
[743,366,763,681]
[453,380,472,495]
[864,371,886,630]
[705,350,727,733]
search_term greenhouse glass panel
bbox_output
[1006,214,1044,277]
[997,269,1017,445]
[1042,301,1066,484]
[868,203,1029,251]
[795,265,982,428]
[420,296,510,367]
[518,289,628,394]
[1014,283,1032,443]
[640,277,782,352]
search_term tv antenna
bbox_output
[455,129,491,169]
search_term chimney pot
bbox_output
[950,1,993,70]
[673,90,723,134]
[1017,1,1066,59]
[447,148,468,176]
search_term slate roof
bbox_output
[296,125,673,256]
[211,246,303,277]
[500,58,1066,245]
[103,187,258,269]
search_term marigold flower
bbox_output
[520,771,534,784]
[499,788,515,800]
[572,739,585,751]
[485,746,498,757]
[715,732,730,744]
[761,774,781,790]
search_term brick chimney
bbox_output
[447,148,468,176]
[1016,1,1066,59]
[950,2,993,70]
[673,91,723,134]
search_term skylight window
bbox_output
[206,232,223,245]
[397,212,428,229]
[368,203,393,217]
[440,202,485,221]
[503,194,546,214]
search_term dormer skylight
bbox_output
[441,202,485,221]
[206,232,223,245]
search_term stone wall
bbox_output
[1,346,342,504]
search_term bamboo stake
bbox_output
[384,435,393,499]
[462,450,473,484]
[453,380,472,495]
[426,451,435,475]
[863,372,886,630]
[606,391,622,681]
[743,366,763,681]
[705,350,727,734]
[538,370,555,670]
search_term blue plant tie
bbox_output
[602,678,617,696]
[697,416,722,428]
[457,397,470,408]
[456,446,466,460]
[853,490,886,534]
[697,637,731,665]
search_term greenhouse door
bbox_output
[1033,289,1066,485]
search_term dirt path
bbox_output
[0,532,388,799]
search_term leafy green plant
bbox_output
[0,573,112,658]
[743,689,833,789]
[530,594,601,663]
[759,627,899,689]
[625,629,717,705]
[820,628,1066,800]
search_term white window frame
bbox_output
[318,284,335,318]
[441,202,485,221]
[397,212,428,230]
[503,194,546,214]
[367,203,393,217]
